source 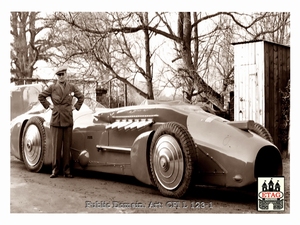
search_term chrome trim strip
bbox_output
[96,145,131,152]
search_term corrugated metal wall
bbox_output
[233,40,290,152]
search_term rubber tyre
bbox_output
[21,117,46,172]
[149,122,197,198]
[250,122,273,143]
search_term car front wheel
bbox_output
[149,122,197,198]
[21,117,46,172]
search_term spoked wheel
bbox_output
[21,117,46,172]
[150,122,197,198]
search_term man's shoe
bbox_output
[50,174,57,178]
[63,174,73,178]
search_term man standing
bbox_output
[38,66,84,178]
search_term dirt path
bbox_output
[10,156,290,214]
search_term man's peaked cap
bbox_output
[55,65,68,75]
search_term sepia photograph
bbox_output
[5,0,297,223]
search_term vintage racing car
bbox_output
[10,83,283,198]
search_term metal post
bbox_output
[124,83,127,106]
[109,80,111,108]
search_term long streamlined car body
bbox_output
[10,84,283,198]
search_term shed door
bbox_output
[234,42,264,125]
[248,67,261,123]
[235,64,264,124]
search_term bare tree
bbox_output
[48,12,161,101]
[249,12,290,44]
[10,12,55,84]
[41,12,290,111]
[163,12,290,111]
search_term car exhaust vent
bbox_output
[254,146,283,178]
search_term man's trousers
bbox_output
[50,125,73,175]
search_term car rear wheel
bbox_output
[21,117,46,172]
[250,122,273,143]
[149,122,197,198]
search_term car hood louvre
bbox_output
[106,118,154,131]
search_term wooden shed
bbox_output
[232,40,290,152]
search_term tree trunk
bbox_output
[142,12,154,99]
[179,12,225,111]
[10,12,39,84]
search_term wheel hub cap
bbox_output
[159,155,169,171]
[23,124,42,167]
[153,134,184,190]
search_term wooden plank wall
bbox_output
[233,41,265,125]
[264,42,290,152]
[233,40,290,152]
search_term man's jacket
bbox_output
[38,81,84,127]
